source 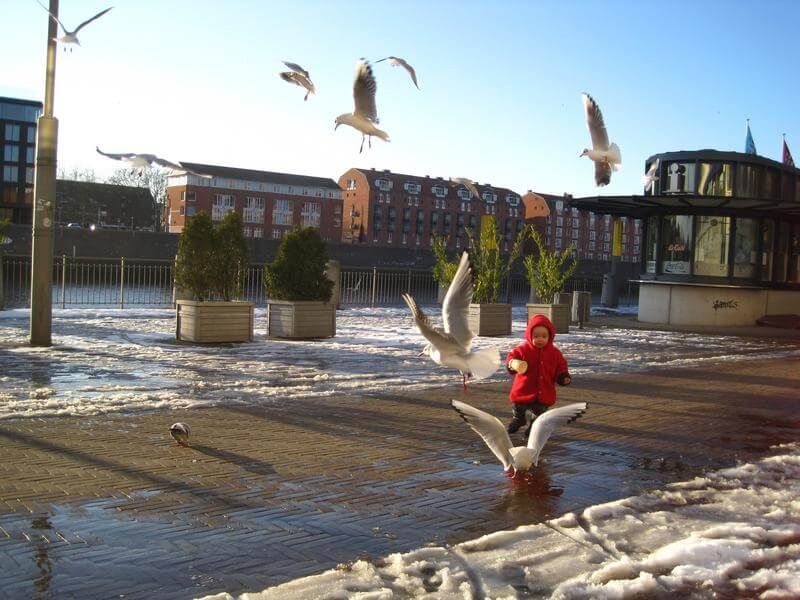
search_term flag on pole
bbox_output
[744,120,757,155]
[782,135,795,167]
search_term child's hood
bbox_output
[526,314,557,347]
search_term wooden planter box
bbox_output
[468,303,512,337]
[266,300,336,339]
[526,303,570,335]
[176,300,254,343]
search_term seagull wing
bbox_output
[527,402,587,457]
[442,251,474,349]
[402,293,462,354]
[353,59,378,123]
[36,0,67,33]
[151,156,186,171]
[96,146,135,161]
[72,6,113,34]
[595,161,611,186]
[282,61,309,79]
[178,164,214,179]
[452,400,513,470]
[583,93,610,151]
[451,177,480,200]
[280,71,299,86]
[395,57,419,89]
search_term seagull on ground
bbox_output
[169,422,191,447]
[402,251,500,390]
[36,1,112,50]
[642,158,659,192]
[280,61,315,101]
[452,400,587,477]
[450,177,481,200]
[580,93,621,186]
[376,56,419,89]
[96,147,212,178]
[335,59,390,153]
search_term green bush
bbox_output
[264,227,333,301]
[465,215,527,303]
[174,211,249,301]
[524,227,578,303]
[431,233,460,288]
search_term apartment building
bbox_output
[166,163,343,241]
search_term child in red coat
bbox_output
[506,314,572,435]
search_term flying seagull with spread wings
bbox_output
[335,59,390,153]
[452,400,587,477]
[402,251,500,390]
[96,147,212,178]
[36,1,112,50]
[579,93,621,186]
[376,56,419,89]
[450,177,481,200]
[280,61,315,101]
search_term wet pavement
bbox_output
[0,356,798,599]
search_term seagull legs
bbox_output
[359,135,365,153]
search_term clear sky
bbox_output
[3,0,800,198]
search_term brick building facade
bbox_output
[338,168,526,252]
[166,163,343,241]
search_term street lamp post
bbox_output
[30,0,59,346]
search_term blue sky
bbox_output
[3,0,800,198]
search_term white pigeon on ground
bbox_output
[580,93,621,186]
[452,400,587,477]
[335,59,390,153]
[401,251,500,390]
[36,1,112,50]
[96,147,212,178]
[280,61,315,101]
[376,56,419,89]
[450,177,481,200]
[169,422,191,447]
[642,158,659,192]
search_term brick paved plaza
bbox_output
[0,343,798,598]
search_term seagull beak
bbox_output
[334,122,340,130]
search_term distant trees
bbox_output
[57,167,97,182]
[106,167,167,232]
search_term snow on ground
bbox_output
[198,443,800,600]
[0,306,798,420]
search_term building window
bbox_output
[430,210,439,232]
[431,185,447,197]
[556,216,563,227]
[179,206,185,216]
[27,127,36,144]
[402,207,410,233]
[187,206,196,216]
[3,166,18,182]
[272,198,293,225]
[301,201,321,227]
[443,212,451,235]
[416,210,424,234]
[4,124,20,142]
[25,146,34,164]
[555,227,563,238]
[693,216,730,277]
[660,215,693,275]
[571,228,579,239]
[697,163,733,197]
[272,228,283,239]
[186,191,196,202]
[252,228,263,238]
[25,167,34,184]
[3,145,19,162]
[387,206,396,232]
[243,196,265,223]
[212,194,234,221]
[555,238,562,248]
[732,217,758,278]
[373,206,382,232]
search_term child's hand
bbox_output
[557,373,572,386]
[509,359,528,374]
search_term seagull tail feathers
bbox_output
[466,347,501,380]
[608,143,622,169]
[373,127,390,143]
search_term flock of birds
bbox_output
[169,249,587,479]
[40,3,589,477]
[36,2,626,188]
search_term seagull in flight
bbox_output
[169,422,191,447]
[402,251,500,390]
[335,59,390,153]
[579,93,621,186]
[450,177,481,200]
[376,56,419,89]
[96,147,212,178]
[642,158,659,193]
[452,400,587,477]
[280,61,315,101]
[36,1,112,50]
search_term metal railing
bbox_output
[0,254,640,309]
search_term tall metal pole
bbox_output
[30,0,59,346]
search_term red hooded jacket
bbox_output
[506,314,570,405]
